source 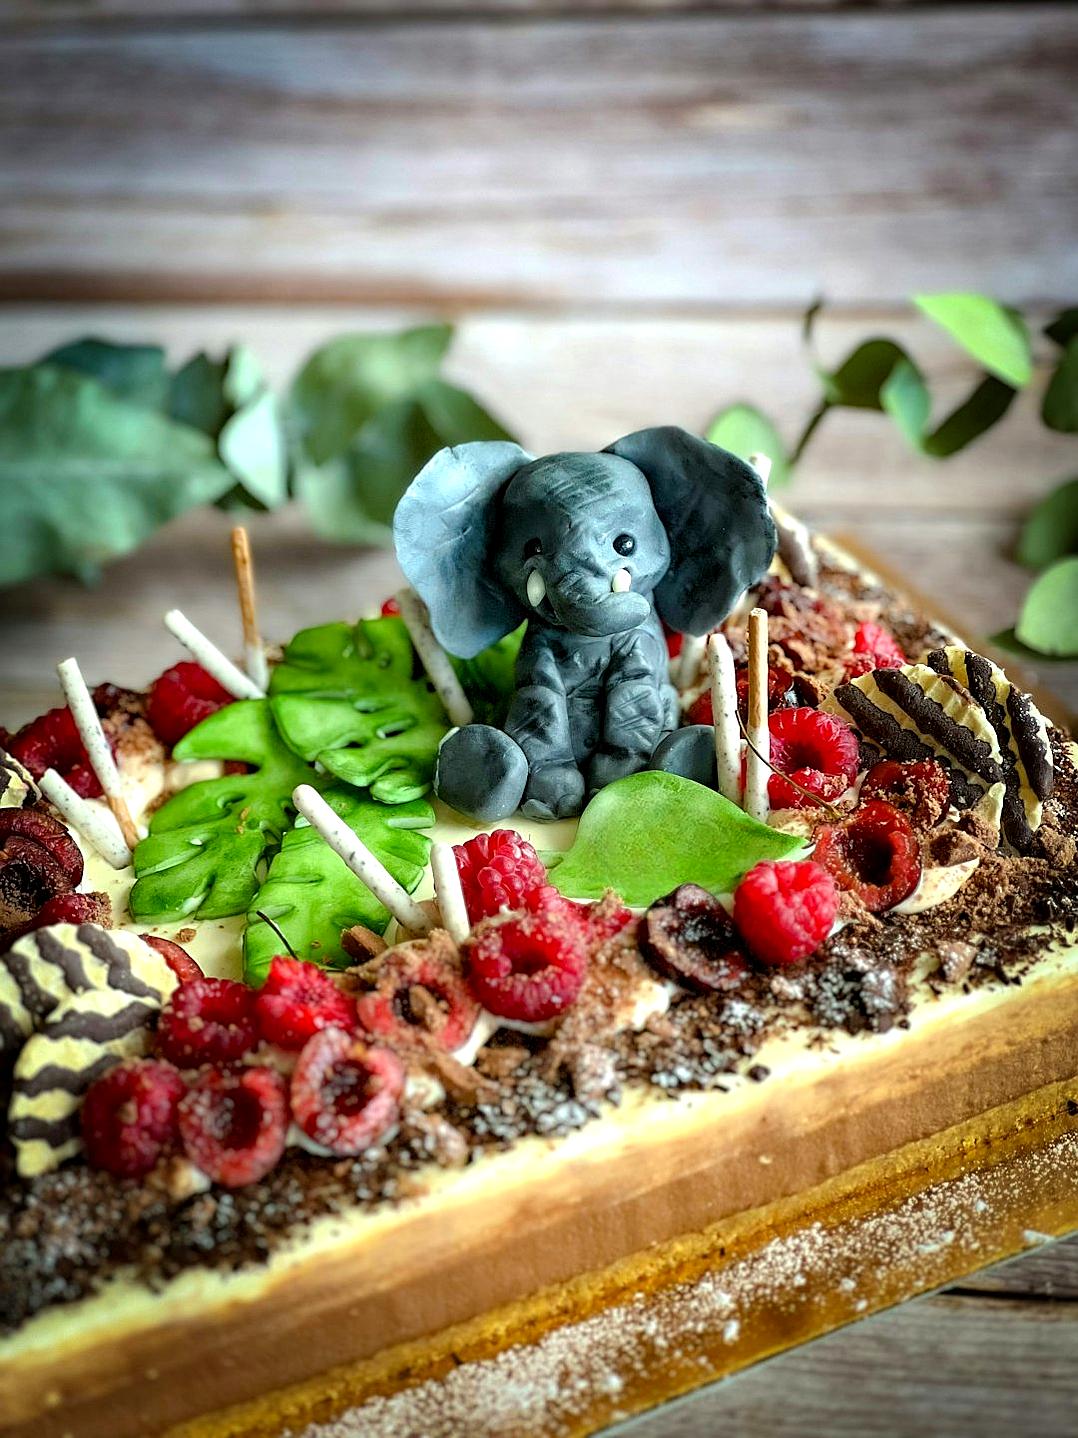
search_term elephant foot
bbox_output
[434,725,528,823]
[648,726,718,789]
[520,762,587,821]
[586,750,648,796]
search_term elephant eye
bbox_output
[523,537,543,559]
[613,533,636,556]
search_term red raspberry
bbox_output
[733,860,839,966]
[146,662,232,748]
[254,956,357,1051]
[662,621,684,659]
[453,829,549,924]
[179,1065,288,1187]
[156,977,259,1068]
[0,809,84,889]
[813,800,922,912]
[763,707,860,810]
[462,905,587,1023]
[845,621,906,679]
[523,888,633,949]
[859,759,950,832]
[8,703,113,798]
[356,946,479,1051]
[1,891,110,953]
[687,666,795,727]
[380,597,401,617]
[290,1030,404,1156]
[82,1059,187,1179]
[140,934,205,985]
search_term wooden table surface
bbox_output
[2,2,1077,1433]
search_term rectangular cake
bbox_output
[0,523,1075,1438]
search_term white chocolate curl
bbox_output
[39,768,131,870]
[56,657,139,852]
[164,609,265,700]
[394,588,475,728]
[744,607,771,824]
[707,633,742,806]
[292,784,433,935]
[431,842,471,944]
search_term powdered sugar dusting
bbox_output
[296,1131,1078,1438]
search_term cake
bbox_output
[0,429,1075,1438]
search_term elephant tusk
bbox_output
[526,570,547,609]
[611,568,632,594]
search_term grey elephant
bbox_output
[393,425,776,822]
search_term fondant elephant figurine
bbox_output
[394,426,776,821]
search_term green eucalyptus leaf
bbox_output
[880,357,931,450]
[243,785,433,984]
[129,699,314,923]
[415,376,515,445]
[269,616,448,803]
[922,375,1016,458]
[913,294,1032,388]
[705,404,790,488]
[550,771,802,906]
[291,325,453,465]
[1045,309,1078,349]
[1042,339,1078,434]
[1014,557,1078,658]
[171,346,287,510]
[0,365,233,586]
[219,386,288,508]
[169,352,230,435]
[822,339,912,410]
[1015,477,1078,570]
[43,338,169,410]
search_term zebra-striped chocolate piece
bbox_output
[824,662,1005,811]
[0,924,176,1064]
[0,750,37,810]
[926,647,1054,851]
[9,987,159,1178]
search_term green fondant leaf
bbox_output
[549,771,802,907]
[243,785,433,985]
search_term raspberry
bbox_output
[662,621,684,659]
[462,905,587,1022]
[254,956,357,1051]
[453,829,549,924]
[0,809,84,889]
[813,800,922,912]
[156,977,259,1068]
[356,944,479,1051]
[82,1059,187,1179]
[290,1029,404,1156]
[687,666,795,727]
[859,759,950,832]
[845,621,906,679]
[763,707,860,810]
[140,934,205,985]
[639,884,749,992]
[1,891,110,953]
[146,662,232,748]
[733,861,839,966]
[379,597,401,617]
[179,1065,288,1187]
[8,703,113,798]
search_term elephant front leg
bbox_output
[587,647,669,796]
[505,679,586,821]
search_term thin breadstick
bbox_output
[230,526,269,690]
[39,768,131,870]
[56,657,139,852]
[431,842,471,943]
[676,632,708,692]
[292,784,433,935]
[164,609,265,700]
[395,588,475,728]
[707,634,742,806]
[744,608,771,823]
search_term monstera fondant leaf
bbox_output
[243,785,433,985]
[129,700,314,923]
[549,771,802,906]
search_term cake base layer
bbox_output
[3,948,1076,1438]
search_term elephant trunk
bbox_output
[545,562,652,636]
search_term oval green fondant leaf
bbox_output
[243,786,433,985]
[705,404,790,489]
[1014,558,1078,658]
[913,294,1032,388]
[549,771,802,907]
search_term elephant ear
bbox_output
[605,426,776,635]
[393,440,534,658]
